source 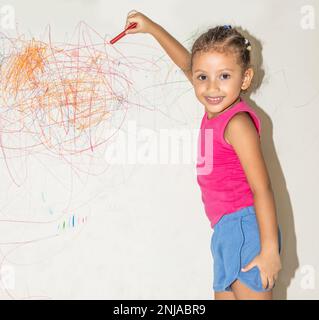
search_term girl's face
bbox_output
[192,50,253,119]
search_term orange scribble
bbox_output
[0,21,158,165]
[1,36,115,139]
[4,39,47,97]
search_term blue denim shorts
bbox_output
[210,205,282,292]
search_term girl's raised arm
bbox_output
[124,11,193,84]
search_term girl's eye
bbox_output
[197,75,207,81]
[220,73,231,80]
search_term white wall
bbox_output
[0,0,318,299]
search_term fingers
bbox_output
[241,257,257,272]
[270,273,279,289]
[261,273,277,290]
[125,10,138,29]
[267,276,275,290]
[127,9,138,16]
[124,19,134,30]
[260,273,268,290]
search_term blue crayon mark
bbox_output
[57,214,87,233]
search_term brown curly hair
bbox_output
[190,25,252,72]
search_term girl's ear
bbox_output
[241,68,254,90]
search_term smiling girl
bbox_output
[123,11,282,300]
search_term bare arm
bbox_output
[225,112,280,252]
[149,23,193,83]
[225,112,282,289]
[124,11,193,84]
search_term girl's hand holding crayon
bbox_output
[124,10,156,35]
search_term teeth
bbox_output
[207,97,223,101]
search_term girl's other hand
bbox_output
[124,10,156,35]
[241,250,282,290]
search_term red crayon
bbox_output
[110,22,137,44]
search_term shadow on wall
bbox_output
[238,26,299,300]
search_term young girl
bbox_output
[123,10,282,300]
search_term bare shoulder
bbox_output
[224,111,259,145]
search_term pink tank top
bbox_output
[196,98,261,228]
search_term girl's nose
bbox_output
[207,81,219,92]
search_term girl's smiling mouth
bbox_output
[205,96,224,105]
